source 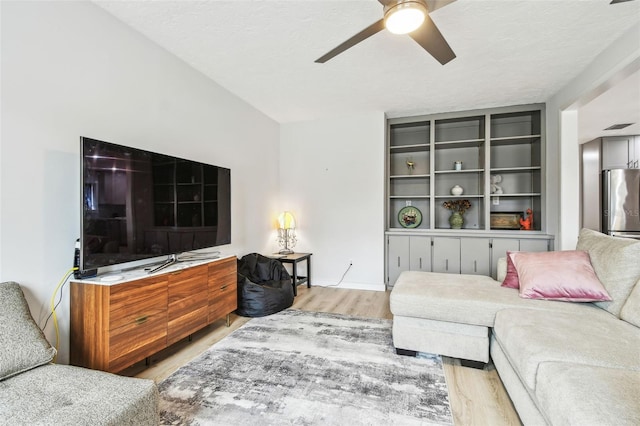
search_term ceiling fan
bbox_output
[315,0,457,65]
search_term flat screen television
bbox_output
[80,137,231,274]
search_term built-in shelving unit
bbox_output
[387,105,544,232]
[385,105,552,287]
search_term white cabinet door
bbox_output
[602,137,634,169]
[432,237,461,273]
[632,136,640,167]
[519,239,549,252]
[409,236,431,272]
[460,238,490,275]
[387,235,410,286]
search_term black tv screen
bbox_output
[81,137,231,271]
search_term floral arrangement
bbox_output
[442,199,471,214]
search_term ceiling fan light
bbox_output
[384,1,427,35]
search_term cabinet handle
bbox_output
[474,260,477,273]
[419,258,422,269]
[220,284,230,291]
[397,256,400,267]
[445,259,449,271]
[135,315,148,325]
[628,160,634,168]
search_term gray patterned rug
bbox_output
[159,309,453,425]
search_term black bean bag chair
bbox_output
[236,253,294,317]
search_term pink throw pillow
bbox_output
[501,251,520,289]
[510,251,612,302]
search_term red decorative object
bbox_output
[520,208,533,230]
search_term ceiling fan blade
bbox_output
[409,14,455,65]
[425,0,457,13]
[315,19,386,63]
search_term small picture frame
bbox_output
[490,212,523,230]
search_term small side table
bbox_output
[272,253,312,296]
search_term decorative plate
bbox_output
[398,206,422,228]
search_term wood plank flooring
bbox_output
[128,286,521,425]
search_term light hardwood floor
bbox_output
[129,286,521,425]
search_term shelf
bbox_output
[435,195,484,199]
[389,195,430,199]
[434,169,484,174]
[390,143,430,152]
[490,166,541,173]
[434,139,485,149]
[390,174,430,179]
[490,134,541,144]
[490,193,541,197]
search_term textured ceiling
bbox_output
[94,0,640,126]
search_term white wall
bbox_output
[547,23,640,249]
[0,1,280,363]
[279,113,386,291]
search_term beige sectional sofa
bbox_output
[390,229,640,425]
[0,281,159,425]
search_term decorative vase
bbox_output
[450,185,464,196]
[449,211,464,229]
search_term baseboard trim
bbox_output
[312,281,385,292]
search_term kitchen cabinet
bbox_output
[601,136,640,170]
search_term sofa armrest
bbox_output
[496,257,507,283]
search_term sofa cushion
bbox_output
[390,271,600,327]
[500,251,519,289]
[620,280,640,328]
[510,250,611,302]
[0,364,159,425]
[0,282,56,381]
[576,228,640,316]
[535,362,640,426]
[493,308,640,391]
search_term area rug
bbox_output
[158,309,453,425]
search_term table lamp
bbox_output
[277,211,297,254]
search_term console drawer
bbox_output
[208,257,237,321]
[109,275,168,331]
[109,311,167,372]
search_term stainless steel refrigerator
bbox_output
[602,169,640,238]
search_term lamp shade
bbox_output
[278,211,296,229]
[384,0,427,35]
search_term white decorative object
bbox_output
[490,175,504,194]
[451,185,464,196]
[454,161,462,171]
